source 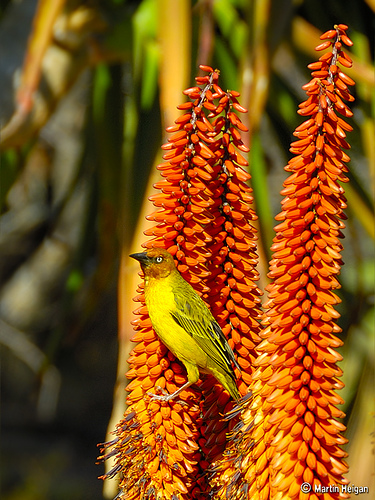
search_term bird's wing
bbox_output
[171,291,240,377]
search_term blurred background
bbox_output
[0,0,373,498]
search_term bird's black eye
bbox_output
[155,256,163,263]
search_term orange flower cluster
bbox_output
[99,65,262,499]
[210,24,354,500]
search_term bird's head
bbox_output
[130,248,177,279]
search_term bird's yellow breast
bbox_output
[144,275,208,368]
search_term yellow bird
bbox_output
[130,248,240,402]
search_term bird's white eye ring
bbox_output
[155,256,163,263]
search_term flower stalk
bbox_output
[209,24,354,500]
[99,65,262,499]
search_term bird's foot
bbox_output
[146,387,172,402]
[146,387,188,405]
[147,392,174,402]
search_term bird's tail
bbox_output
[214,369,240,401]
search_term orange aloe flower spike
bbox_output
[210,24,354,500]
[99,65,263,499]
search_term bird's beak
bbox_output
[130,252,151,267]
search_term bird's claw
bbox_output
[146,388,188,405]
[146,387,171,402]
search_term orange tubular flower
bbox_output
[210,25,354,500]
[98,66,263,499]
